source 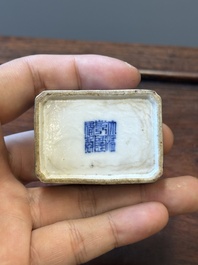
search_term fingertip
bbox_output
[141,202,169,234]
[114,202,169,246]
[153,202,169,229]
[124,62,141,87]
[131,66,141,88]
[76,55,141,89]
[144,176,198,216]
[163,123,174,154]
[168,175,198,215]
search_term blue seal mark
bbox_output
[84,120,117,153]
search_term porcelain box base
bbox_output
[34,89,163,184]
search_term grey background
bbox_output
[0,0,198,47]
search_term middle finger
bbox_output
[28,175,198,229]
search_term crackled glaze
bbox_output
[35,90,163,184]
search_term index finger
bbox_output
[0,54,140,124]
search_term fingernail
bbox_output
[125,62,133,68]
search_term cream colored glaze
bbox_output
[35,90,162,183]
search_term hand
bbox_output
[0,55,197,265]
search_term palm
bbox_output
[0,55,196,265]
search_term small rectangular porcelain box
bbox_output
[35,89,163,184]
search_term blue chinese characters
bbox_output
[84,120,117,153]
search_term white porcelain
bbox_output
[35,89,163,184]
